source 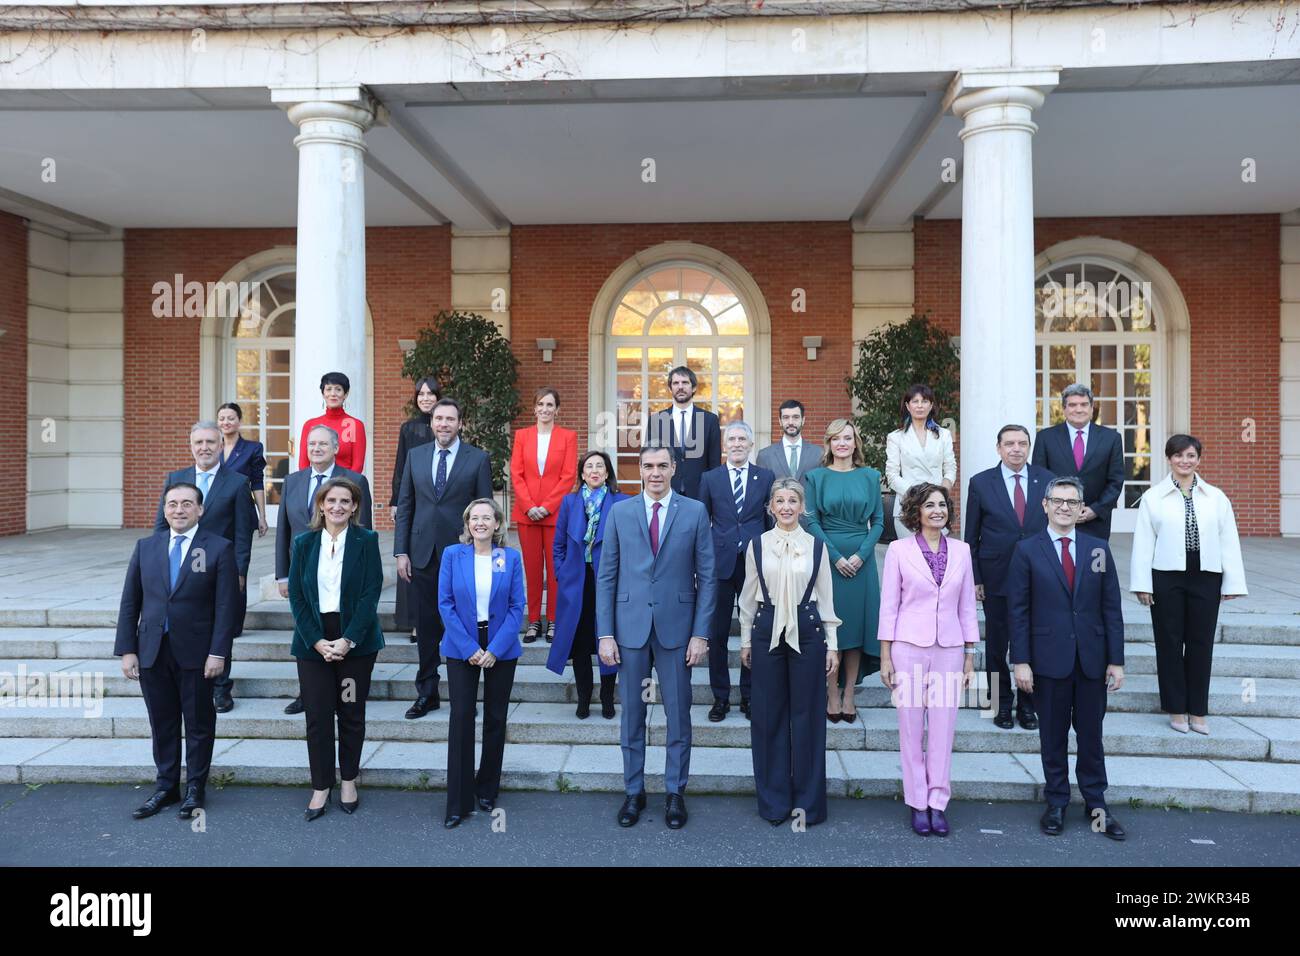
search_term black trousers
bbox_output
[1151,550,1222,717]
[139,633,217,791]
[445,622,518,817]
[1035,653,1108,810]
[749,630,828,824]
[411,556,445,698]
[572,565,616,707]
[709,558,752,704]
[212,581,246,693]
[983,593,1032,715]
[297,613,377,790]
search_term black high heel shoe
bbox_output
[304,787,332,822]
[340,780,359,814]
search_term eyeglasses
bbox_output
[1046,497,1083,509]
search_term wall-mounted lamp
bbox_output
[802,336,822,361]
[536,337,557,363]
[397,338,416,355]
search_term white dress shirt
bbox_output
[317,528,347,614]
[169,524,198,566]
[194,462,221,500]
[674,406,693,442]
[536,430,551,476]
[728,462,749,507]
[474,551,493,621]
[432,437,461,482]
[644,490,673,526]
[1001,462,1031,508]
[306,463,335,508]
[1048,527,1077,565]
[1068,421,1091,456]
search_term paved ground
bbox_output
[2,529,1297,618]
[2,783,1297,867]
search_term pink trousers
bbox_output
[889,641,966,812]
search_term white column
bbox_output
[949,70,1058,490]
[272,88,376,461]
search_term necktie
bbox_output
[198,470,212,500]
[1073,429,1086,470]
[1060,537,1075,591]
[311,472,324,509]
[788,445,799,477]
[1013,473,1026,525]
[678,410,689,448]
[169,534,183,592]
[435,448,449,499]
[649,501,662,556]
[732,468,745,515]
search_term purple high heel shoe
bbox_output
[910,808,932,836]
[929,808,949,836]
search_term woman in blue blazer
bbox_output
[546,450,628,719]
[217,402,268,537]
[438,497,525,828]
[287,476,385,821]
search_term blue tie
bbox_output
[198,470,212,501]
[311,472,325,510]
[435,449,449,499]
[169,535,183,591]
[732,467,745,515]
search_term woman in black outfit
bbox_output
[389,377,441,641]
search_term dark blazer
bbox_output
[1031,422,1124,539]
[394,440,493,569]
[221,435,267,493]
[755,441,823,483]
[154,465,254,575]
[438,544,526,662]
[287,525,385,659]
[389,417,434,507]
[275,464,373,580]
[1006,529,1124,680]
[699,463,775,579]
[963,463,1055,597]
[114,528,239,669]
[647,406,721,499]
[546,488,629,676]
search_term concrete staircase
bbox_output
[3,609,1300,811]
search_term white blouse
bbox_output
[536,431,551,476]
[317,528,346,614]
[738,527,841,652]
[474,552,493,622]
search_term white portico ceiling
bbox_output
[0,79,1297,232]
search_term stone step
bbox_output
[2,736,1296,811]
[6,658,1300,717]
[5,628,1300,678]
[2,697,1296,762]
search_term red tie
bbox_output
[1013,473,1026,525]
[1073,429,1086,470]
[649,501,662,556]
[1060,537,1075,591]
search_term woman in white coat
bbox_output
[1130,435,1247,735]
[885,385,957,539]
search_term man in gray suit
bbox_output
[597,445,716,830]
[395,397,493,718]
[275,423,373,714]
[755,399,823,482]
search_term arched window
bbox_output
[609,263,754,491]
[1035,257,1162,521]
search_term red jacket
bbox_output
[299,406,367,474]
[510,425,577,526]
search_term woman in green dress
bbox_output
[804,418,884,724]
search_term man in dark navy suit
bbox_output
[118,482,239,820]
[1031,383,1125,540]
[395,398,493,718]
[155,421,253,713]
[699,421,775,721]
[274,423,372,715]
[646,366,721,500]
[963,424,1054,730]
[1007,476,1126,840]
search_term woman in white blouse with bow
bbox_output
[885,384,957,539]
[739,478,841,826]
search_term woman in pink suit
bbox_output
[510,387,578,643]
[878,482,979,837]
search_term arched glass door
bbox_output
[1035,258,1163,532]
[608,263,753,494]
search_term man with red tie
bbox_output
[1031,384,1125,540]
[963,426,1054,730]
[1007,476,1126,840]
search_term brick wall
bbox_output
[122,226,451,528]
[510,221,854,461]
[915,215,1281,535]
[0,212,28,535]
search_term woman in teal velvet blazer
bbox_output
[288,476,385,820]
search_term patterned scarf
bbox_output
[581,484,608,563]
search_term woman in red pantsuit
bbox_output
[510,387,577,643]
